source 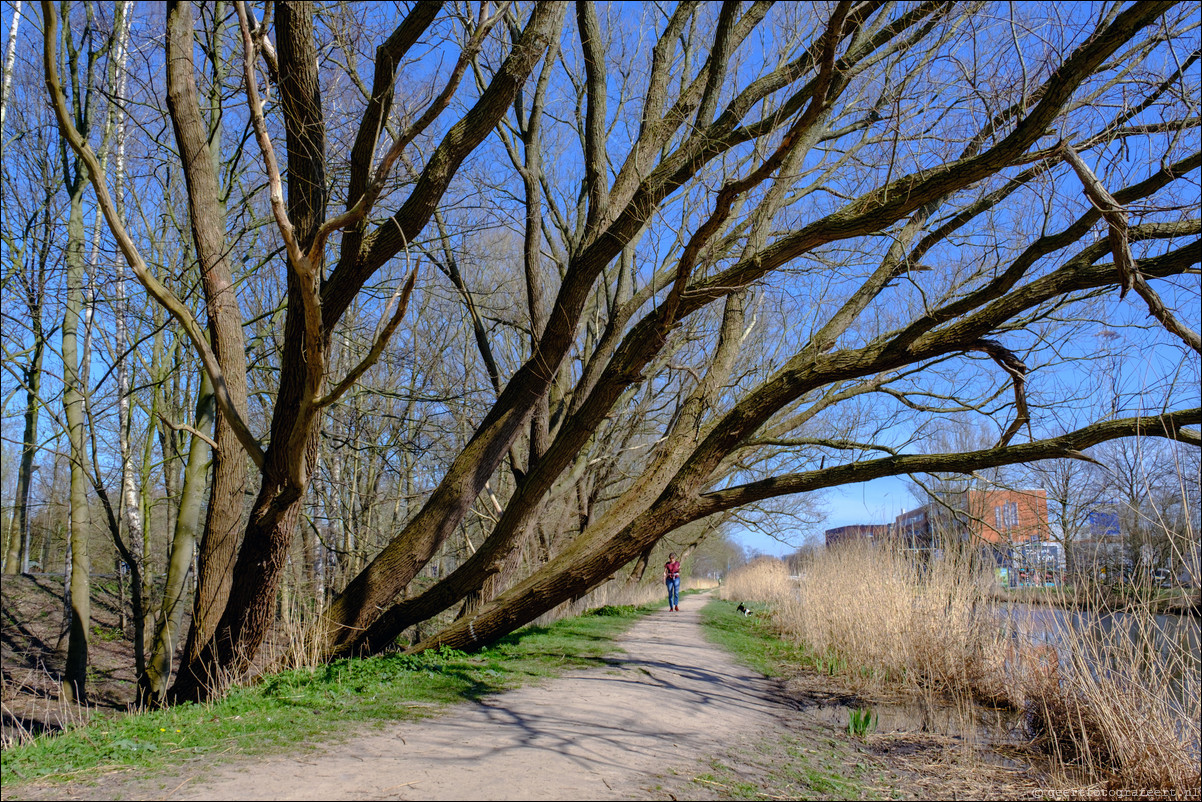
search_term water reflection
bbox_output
[810,697,1025,742]
[996,602,1201,754]
[998,603,1200,672]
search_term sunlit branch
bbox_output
[41,0,266,469]
[1060,141,1137,298]
[692,409,1202,518]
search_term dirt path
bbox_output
[155,591,781,800]
[5,592,1047,801]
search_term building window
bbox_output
[995,501,1020,532]
[1005,501,1019,529]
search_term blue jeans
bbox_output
[666,576,680,608]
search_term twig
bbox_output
[157,412,218,450]
[378,780,421,792]
[315,266,418,408]
[166,775,193,798]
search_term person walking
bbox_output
[664,553,682,611]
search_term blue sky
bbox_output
[733,475,914,557]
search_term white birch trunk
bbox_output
[0,0,21,142]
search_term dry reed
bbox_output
[1024,587,1201,792]
[727,538,1201,794]
[731,541,1004,697]
[718,556,795,604]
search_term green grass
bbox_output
[699,599,825,677]
[1,602,653,788]
[696,599,880,800]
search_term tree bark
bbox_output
[62,176,91,705]
[141,373,214,704]
[0,0,21,141]
[161,0,252,690]
[172,0,328,701]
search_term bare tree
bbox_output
[37,1,1199,702]
[1026,454,1106,582]
[1,110,58,576]
[0,0,21,141]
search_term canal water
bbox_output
[996,602,1200,672]
[996,602,1201,756]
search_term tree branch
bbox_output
[157,411,219,451]
[1059,141,1138,298]
[315,3,507,260]
[692,409,1202,517]
[315,266,417,409]
[970,339,1030,447]
[42,0,265,469]
[575,0,608,235]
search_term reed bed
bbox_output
[719,556,796,604]
[725,540,1201,794]
[1024,585,1201,792]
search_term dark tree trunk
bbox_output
[171,0,327,701]
[161,1,251,685]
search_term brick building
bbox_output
[891,505,938,550]
[825,489,1051,559]
[824,524,890,549]
[963,488,1050,546]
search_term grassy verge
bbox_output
[697,598,882,800]
[699,598,813,678]
[1,603,653,788]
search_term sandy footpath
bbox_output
[158,591,787,801]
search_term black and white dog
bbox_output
[735,602,752,616]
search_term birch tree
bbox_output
[39,0,1199,702]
